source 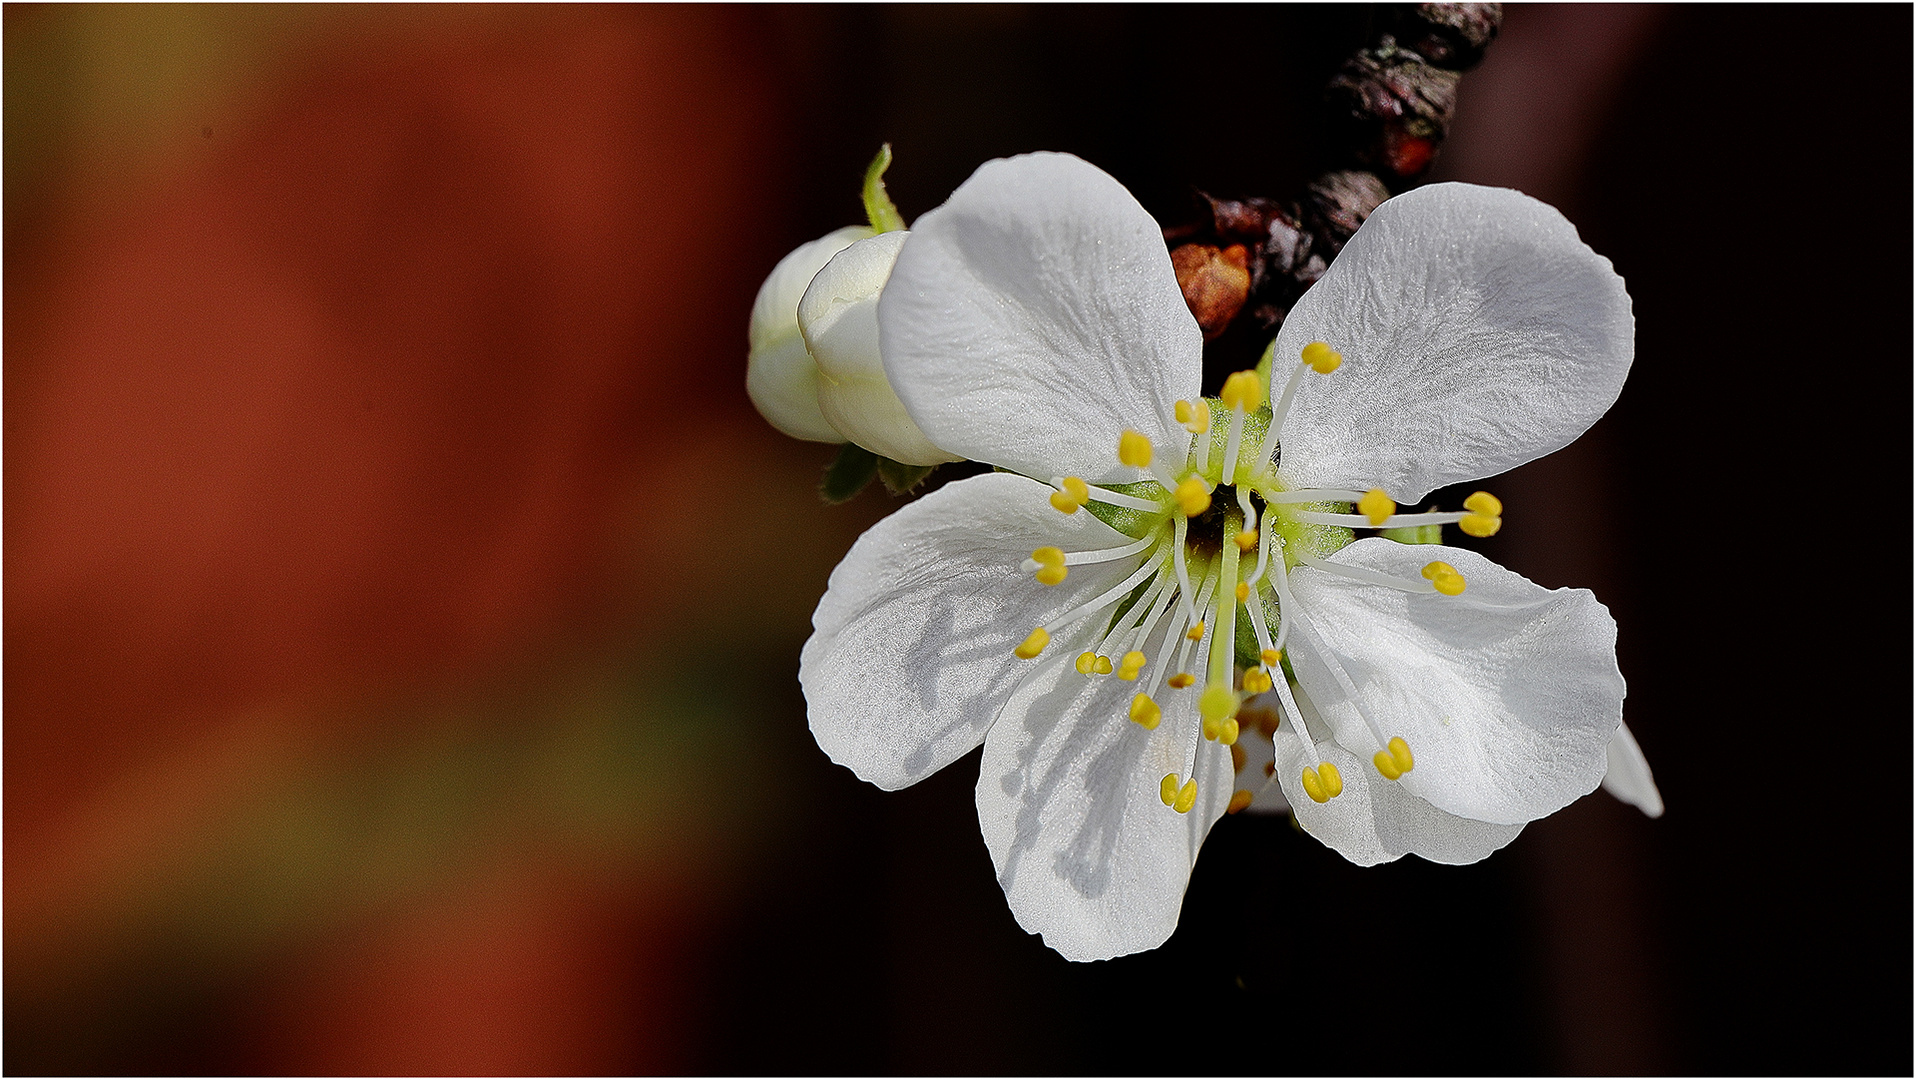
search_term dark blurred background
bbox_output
[6,5,1909,1074]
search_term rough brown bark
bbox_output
[1168,3,1502,367]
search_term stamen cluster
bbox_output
[1012,343,1507,811]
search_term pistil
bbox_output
[1202,508,1245,744]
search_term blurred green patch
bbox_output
[6,629,781,1072]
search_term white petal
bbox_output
[801,472,1143,791]
[800,232,961,466]
[1270,684,1522,865]
[1273,183,1634,503]
[1285,538,1623,825]
[1601,719,1664,818]
[748,225,872,443]
[1270,735,1393,866]
[975,612,1232,961]
[747,331,843,443]
[879,152,1202,484]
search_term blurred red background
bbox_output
[7,7,842,1072]
[6,5,1909,1074]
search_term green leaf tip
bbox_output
[862,143,907,234]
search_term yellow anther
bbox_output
[1076,651,1100,675]
[1464,491,1503,517]
[1202,716,1221,741]
[1167,672,1195,689]
[1117,650,1147,681]
[1235,581,1251,602]
[1160,773,1180,806]
[1049,477,1089,514]
[1220,370,1264,411]
[1318,762,1348,796]
[1118,430,1154,468]
[1358,488,1396,526]
[1095,654,1113,675]
[1373,749,1404,780]
[1219,718,1240,746]
[1242,667,1273,695]
[1301,341,1343,373]
[1261,648,1283,667]
[1174,399,1212,434]
[1227,789,1254,815]
[1234,529,1258,552]
[1388,736,1414,773]
[1301,766,1330,804]
[1175,476,1211,517]
[1130,693,1162,730]
[1185,622,1206,642]
[1035,564,1067,586]
[1031,546,1065,566]
[1422,560,1466,593]
[1459,513,1502,537]
[1319,761,1343,797]
[1457,489,1503,536]
[1199,682,1239,723]
[1173,778,1198,814]
[1014,627,1050,659]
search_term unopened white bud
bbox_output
[747,226,870,443]
[798,231,959,467]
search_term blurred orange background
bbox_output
[7,5,1909,1074]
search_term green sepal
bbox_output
[862,143,907,234]
[1188,399,1273,484]
[819,443,879,504]
[1084,481,1169,539]
[1381,522,1444,545]
[1268,497,1356,566]
[876,456,936,495]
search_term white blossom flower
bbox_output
[801,151,1646,960]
